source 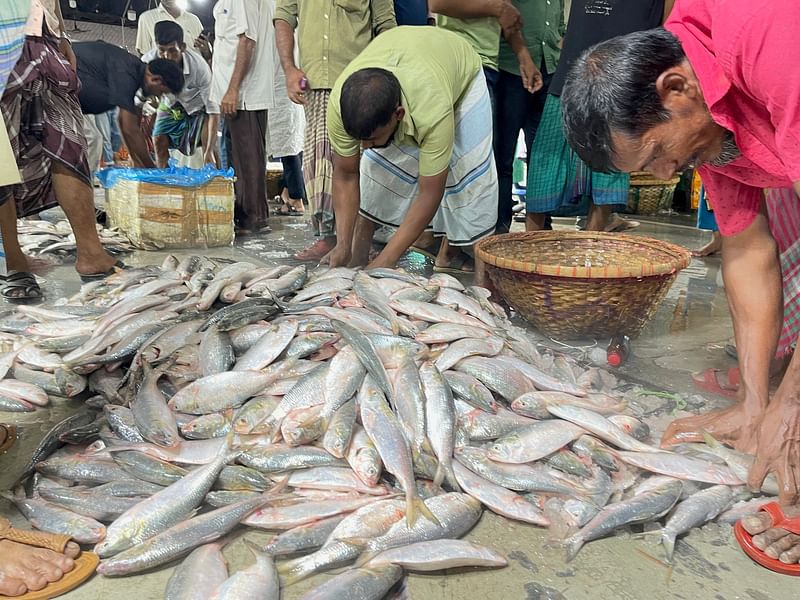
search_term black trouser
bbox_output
[279,153,306,200]
[493,64,553,233]
[228,110,268,230]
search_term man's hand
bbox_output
[320,244,351,267]
[497,1,522,37]
[518,50,543,93]
[59,38,77,71]
[748,392,800,504]
[194,34,213,62]
[203,147,218,168]
[660,401,762,452]
[286,67,307,105]
[220,88,239,117]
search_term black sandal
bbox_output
[1,270,43,302]
[78,259,129,283]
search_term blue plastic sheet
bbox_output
[97,160,234,189]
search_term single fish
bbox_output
[234,320,299,371]
[287,467,391,496]
[389,298,489,329]
[616,451,745,485]
[365,333,428,368]
[565,477,683,561]
[35,454,130,485]
[103,405,144,443]
[243,494,385,531]
[346,425,383,487]
[321,345,366,422]
[419,361,460,491]
[511,391,626,419]
[607,414,650,441]
[392,357,427,457]
[209,540,279,600]
[716,497,776,524]
[112,450,188,486]
[131,363,180,447]
[359,376,437,527]
[434,336,505,372]
[454,356,536,401]
[263,514,346,557]
[169,370,277,414]
[443,371,496,413]
[36,486,141,522]
[572,435,622,472]
[165,541,229,600]
[488,420,585,464]
[547,404,664,453]
[238,444,344,473]
[92,479,165,497]
[181,412,232,440]
[702,432,780,495]
[452,461,549,526]
[661,485,735,562]
[330,319,393,400]
[215,465,271,491]
[2,490,106,543]
[198,326,235,376]
[459,405,536,441]
[322,398,357,459]
[298,565,403,600]
[233,395,281,435]
[367,539,507,571]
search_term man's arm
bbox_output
[721,209,781,416]
[274,19,305,104]
[326,152,362,267]
[506,30,542,93]
[118,108,155,168]
[220,34,255,116]
[428,0,521,34]
[370,171,448,269]
[204,113,220,166]
[371,0,397,35]
[54,0,77,71]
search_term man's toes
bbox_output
[30,548,74,576]
[764,533,800,559]
[0,575,27,598]
[752,528,789,551]
[20,569,48,592]
[741,512,775,535]
[64,541,81,558]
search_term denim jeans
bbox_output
[279,152,306,200]
[493,65,552,233]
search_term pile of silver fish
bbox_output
[16,218,134,258]
[0,256,777,599]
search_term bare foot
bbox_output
[742,505,800,563]
[0,539,79,597]
[661,402,762,453]
[75,252,118,278]
[691,232,722,257]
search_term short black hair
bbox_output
[147,58,184,94]
[340,68,401,139]
[154,20,185,47]
[561,27,686,173]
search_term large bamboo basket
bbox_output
[476,231,691,339]
[627,172,681,215]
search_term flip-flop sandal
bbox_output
[277,204,305,217]
[605,215,641,232]
[0,271,43,303]
[725,344,739,360]
[433,253,474,275]
[0,517,100,599]
[734,502,800,575]
[408,237,443,262]
[691,368,740,399]
[78,259,129,283]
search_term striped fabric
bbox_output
[303,89,335,237]
[765,188,800,357]
[358,71,498,247]
[0,2,29,95]
[526,94,629,215]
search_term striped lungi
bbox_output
[766,188,800,357]
[0,35,90,217]
[303,89,335,237]
[358,71,498,247]
[526,94,629,216]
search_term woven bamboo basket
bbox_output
[476,231,691,339]
[627,172,681,215]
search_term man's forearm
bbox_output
[377,192,442,266]
[274,20,298,74]
[332,169,360,248]
[428,0,504,18]
[227,36,255,92]
[206,113,219,154]
[123,128,155,168]
[722,212,781,412]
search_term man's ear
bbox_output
[395,106,405,121]
[655,63,699,110]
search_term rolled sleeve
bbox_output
[371,0,397,35]
[418,114,454,177]
[326,99,360,158]
[723,0,800,181]
[699,166,763,236]
[232,0,260,42]
[274,0,298,28]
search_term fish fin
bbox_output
[335,536,369,549]
[564,535,584,562]
[432,463,445,490]
[412,494,441,528]
[444,464,462,493]
[661,531,677,563]
[701,430,721,448]
[352,550,378,569]
[278,558,315,587]
[390,318,401,336]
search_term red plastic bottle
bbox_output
[606,335,631,367]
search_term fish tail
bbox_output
[564,535,584,562]
[444,463,462,493]
[390,318,401,336]
[432,462,445,490]
[661,531,677,563]
[277,557,313,586]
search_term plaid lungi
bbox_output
[358,71,498,247]
[0,35,90,217]
[526,94,629,216]
[766,188,800,357]
[303,89,335,237]
[152,101,206,156]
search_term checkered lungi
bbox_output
[0,35,90,217]
[526,94,629,216]
[766,188,800,357]
[153,101,206,156]
[303,89,335,237]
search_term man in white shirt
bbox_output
[136,0,204,56]
[142,21,220,167]
[210,0,275,234]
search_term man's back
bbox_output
[74,41,144,115]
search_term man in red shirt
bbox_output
[558,0,800,566]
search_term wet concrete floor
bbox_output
[0,209,794,599]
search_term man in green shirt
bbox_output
[322,27,497,278]
[494,0,565,233]
[274,0,396,262]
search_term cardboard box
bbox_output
[106,177,234,249]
